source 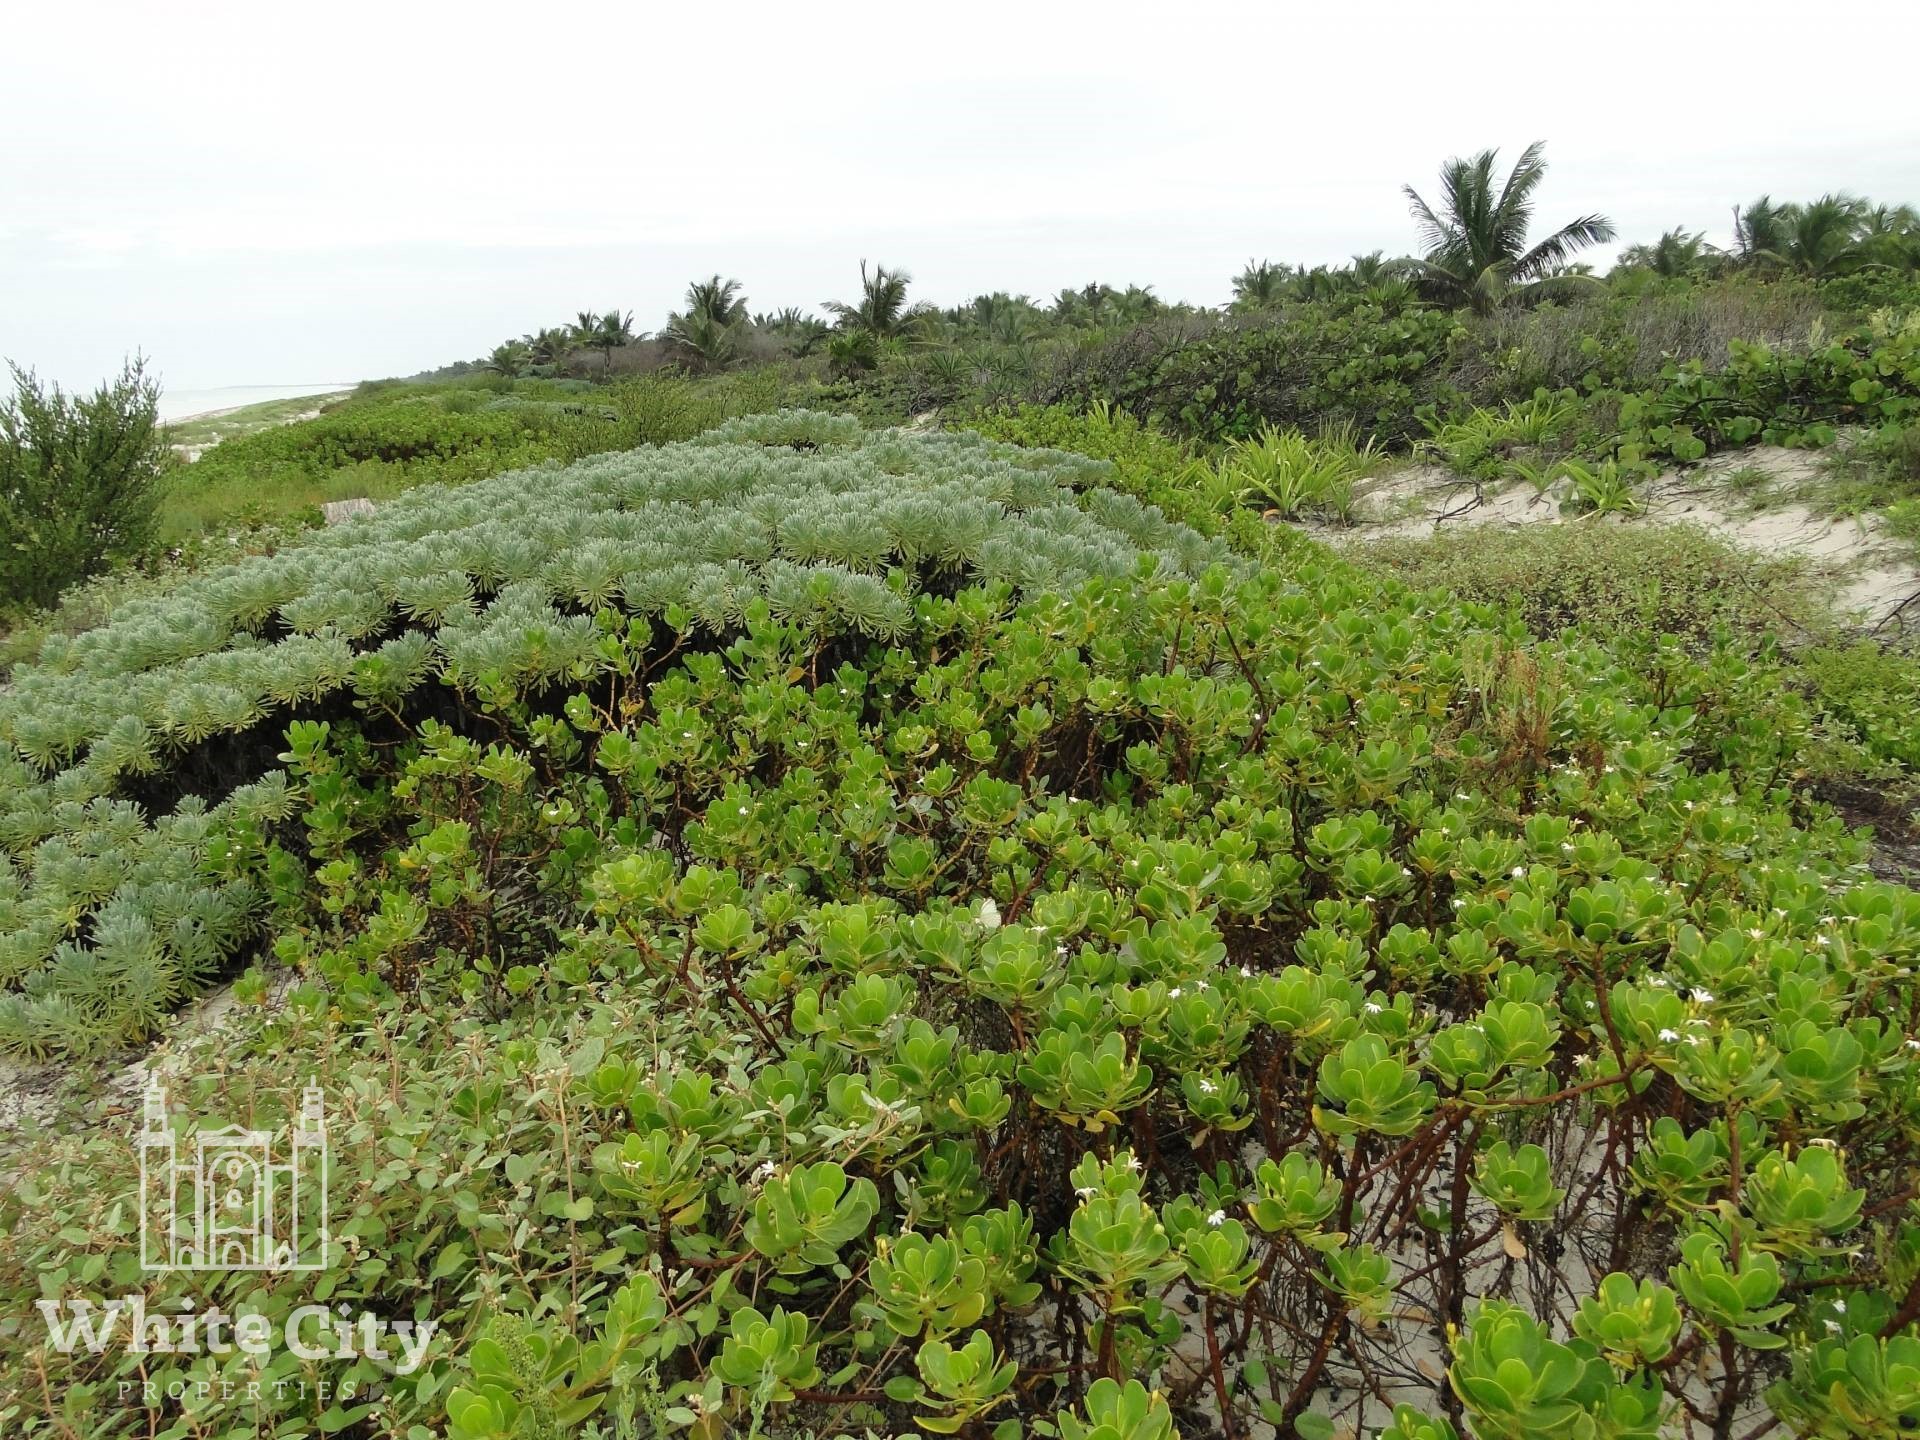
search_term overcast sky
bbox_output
[5,0,1918,393]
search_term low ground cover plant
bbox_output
[158,371,799,540]
[1,413,1917,1440]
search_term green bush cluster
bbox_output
[0,415,1223,1058]
[1,412,1917,1439]
[1105,303,1467,445]
[1614,310,1920,465]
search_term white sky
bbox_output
[5,0,1918,391]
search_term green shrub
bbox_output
[1355,521,1825,643]
[1612,309,1920,464]
[1108,303,1467,445]
[0,360,166,612]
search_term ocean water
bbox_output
[158,383,354,423]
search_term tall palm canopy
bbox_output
[1403,141,1615,312]
[662,277,750,373]
[1616,228,1710,278]
[824,261,929,338]
[681,276,749,328]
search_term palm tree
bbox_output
[1732,197,1789,265]
[1616,228,1711,278]
[949,292,1041,343]
[683,275,748,327]
[1861,203,1920,270]
[824,261,930,338]
[1403,142,1615,313]
[1109,285,1164,324]
[662,277,749,373]
[756,307,831,357]
[573,310,638,376]
[525,327,575,372]
[1232,260,1291,311]
[1049,283,1118,326]
[1735,194,1876,277]
[484,341,530,378]
[1777,194,1872,277]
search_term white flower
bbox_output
[1239,965,1254,978]
[1194,979,1209,992]
[1364,1001,1384,1015]
[1905,1039,1920,1052]
[1198,1078,1218,1095]
[1689,987,1714,1004]
[737,805,749,816]
[1451,898,1466,909]
[1510,866,1525,878]
[1122,1154,1142,1173]
[1362,895,1376,905]
[1747,928,1765,940]
[1075,1184,1096,1200]
[681,729,694,739]
[1649,975,1670,987]
[1815,934,1833,947]
[1206,1209,1227,1228]
[752,1160,778,1182]
[1658,1028,1681,1043]
[1169,987,1183,999]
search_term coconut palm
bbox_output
[1617,228,1711,278]
[1403,142,1615,313]
[484,341,531,378]
[1776,194,1873,277]
[662,277,750,373]
[572,310,638,376]
[1861,203,1920,270]
[756,307,831,357]
[1232,260,1291,311]
[824,261,931,338]
[949,292,1042,343]
[1049,283,1118,326]
[1109,285,1164,324]
[1736,194,1877,276]
[682,276,749,328]
[525,327,575,372]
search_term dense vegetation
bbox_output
[0,361,166,611]
[4,145,1920,1440]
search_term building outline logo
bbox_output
[139,1076,330,1273]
